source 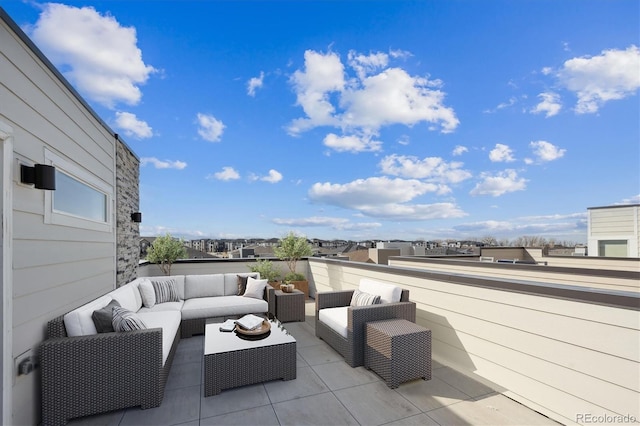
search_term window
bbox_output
[44,149,113,232]
[598,240,627,257]
[53,170,107,222]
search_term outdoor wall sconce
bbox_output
[131,212,143,223]
[20,164,56,190]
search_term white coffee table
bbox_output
[204,319,297,396]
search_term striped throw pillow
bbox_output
[112,306,147,332]
[350,289,381,306]
[152,279,180,303]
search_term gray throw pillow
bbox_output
[112,306,147,332]
[151,279,179,303]
[91,300,121,333]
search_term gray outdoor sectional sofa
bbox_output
[40,272,274,426]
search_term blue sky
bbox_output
[4,1,639,243]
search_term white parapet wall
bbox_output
[308,257,640,426]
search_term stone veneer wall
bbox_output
[116,138,140,286]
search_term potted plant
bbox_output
[146,233,187,275]
[274,232,313,298]
[248,259,281,284]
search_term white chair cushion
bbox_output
[110,283,143,312]
[185,274,225,299]
[181,296,268,320]
[359,278,402,304]
[136,311,181,365]
[318,306,349,338]
[63,295,112,337]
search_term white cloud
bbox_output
[557,45,640,113]
[389,49,413,59]
[115,112,153,139]
[196,113,225,142]
[247,71,264,96]
[617,194,640,205]
[309,177,438,207]
[470,169,527,197]
[141,157,187,170]
[210,166,240,181]
[347,50,389,80]
[528,140,566,163]
[260,169,283,183]
[357,202,467,220]
[308,176,466,220]
[340,67,459,133]
[272,216,381,231]
[323,133,382,153]
[288,49,459,140]
[288,50,345,134]
[452,145,468,156]
[484,97,517,113]
[29,3,155,108]
[531,92,562,117]
[489,143,515,162]
[379,154,472,184]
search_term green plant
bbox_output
[274,231,313,281]
[146,233,187,275]
[248,259,281,283]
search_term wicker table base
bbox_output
[204,320,296,396]
[275,289,305,322]
[365,319,432,389]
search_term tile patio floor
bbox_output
[69,302,559,426]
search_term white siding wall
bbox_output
[309,258,640,426]
[388,258,640,293]
[588,206,640,257]
[1,19,116,425]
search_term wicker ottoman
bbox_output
[275,289,305,322]
[365,319,432,388]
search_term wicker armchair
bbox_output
[315,289,415,367]
[40,316,180,426]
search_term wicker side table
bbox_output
[275,289,305,322]
[365,318,432,388]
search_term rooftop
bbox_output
[68,302,558,426]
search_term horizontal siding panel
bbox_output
[13,211,115,243]
[0,84,113,183]
[423,316,638,416]
[0,47,114,168]
[13,270,114,328]
[13,239,114,269]
[417,303,639,392]
[407,281,638,360]
[13,257,114,298]
[389,259,640,293]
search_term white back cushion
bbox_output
[146,275,185,300]
[359,278,402,304]
[224,272,259,296]
[110,283,143,312]
[63,295,112,337]
[185,274,225,299]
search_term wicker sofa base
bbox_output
[41,316,181,426]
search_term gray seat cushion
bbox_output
[181,296,268,320]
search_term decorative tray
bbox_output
[235,319,271,336]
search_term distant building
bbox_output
[587,204,640,257]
